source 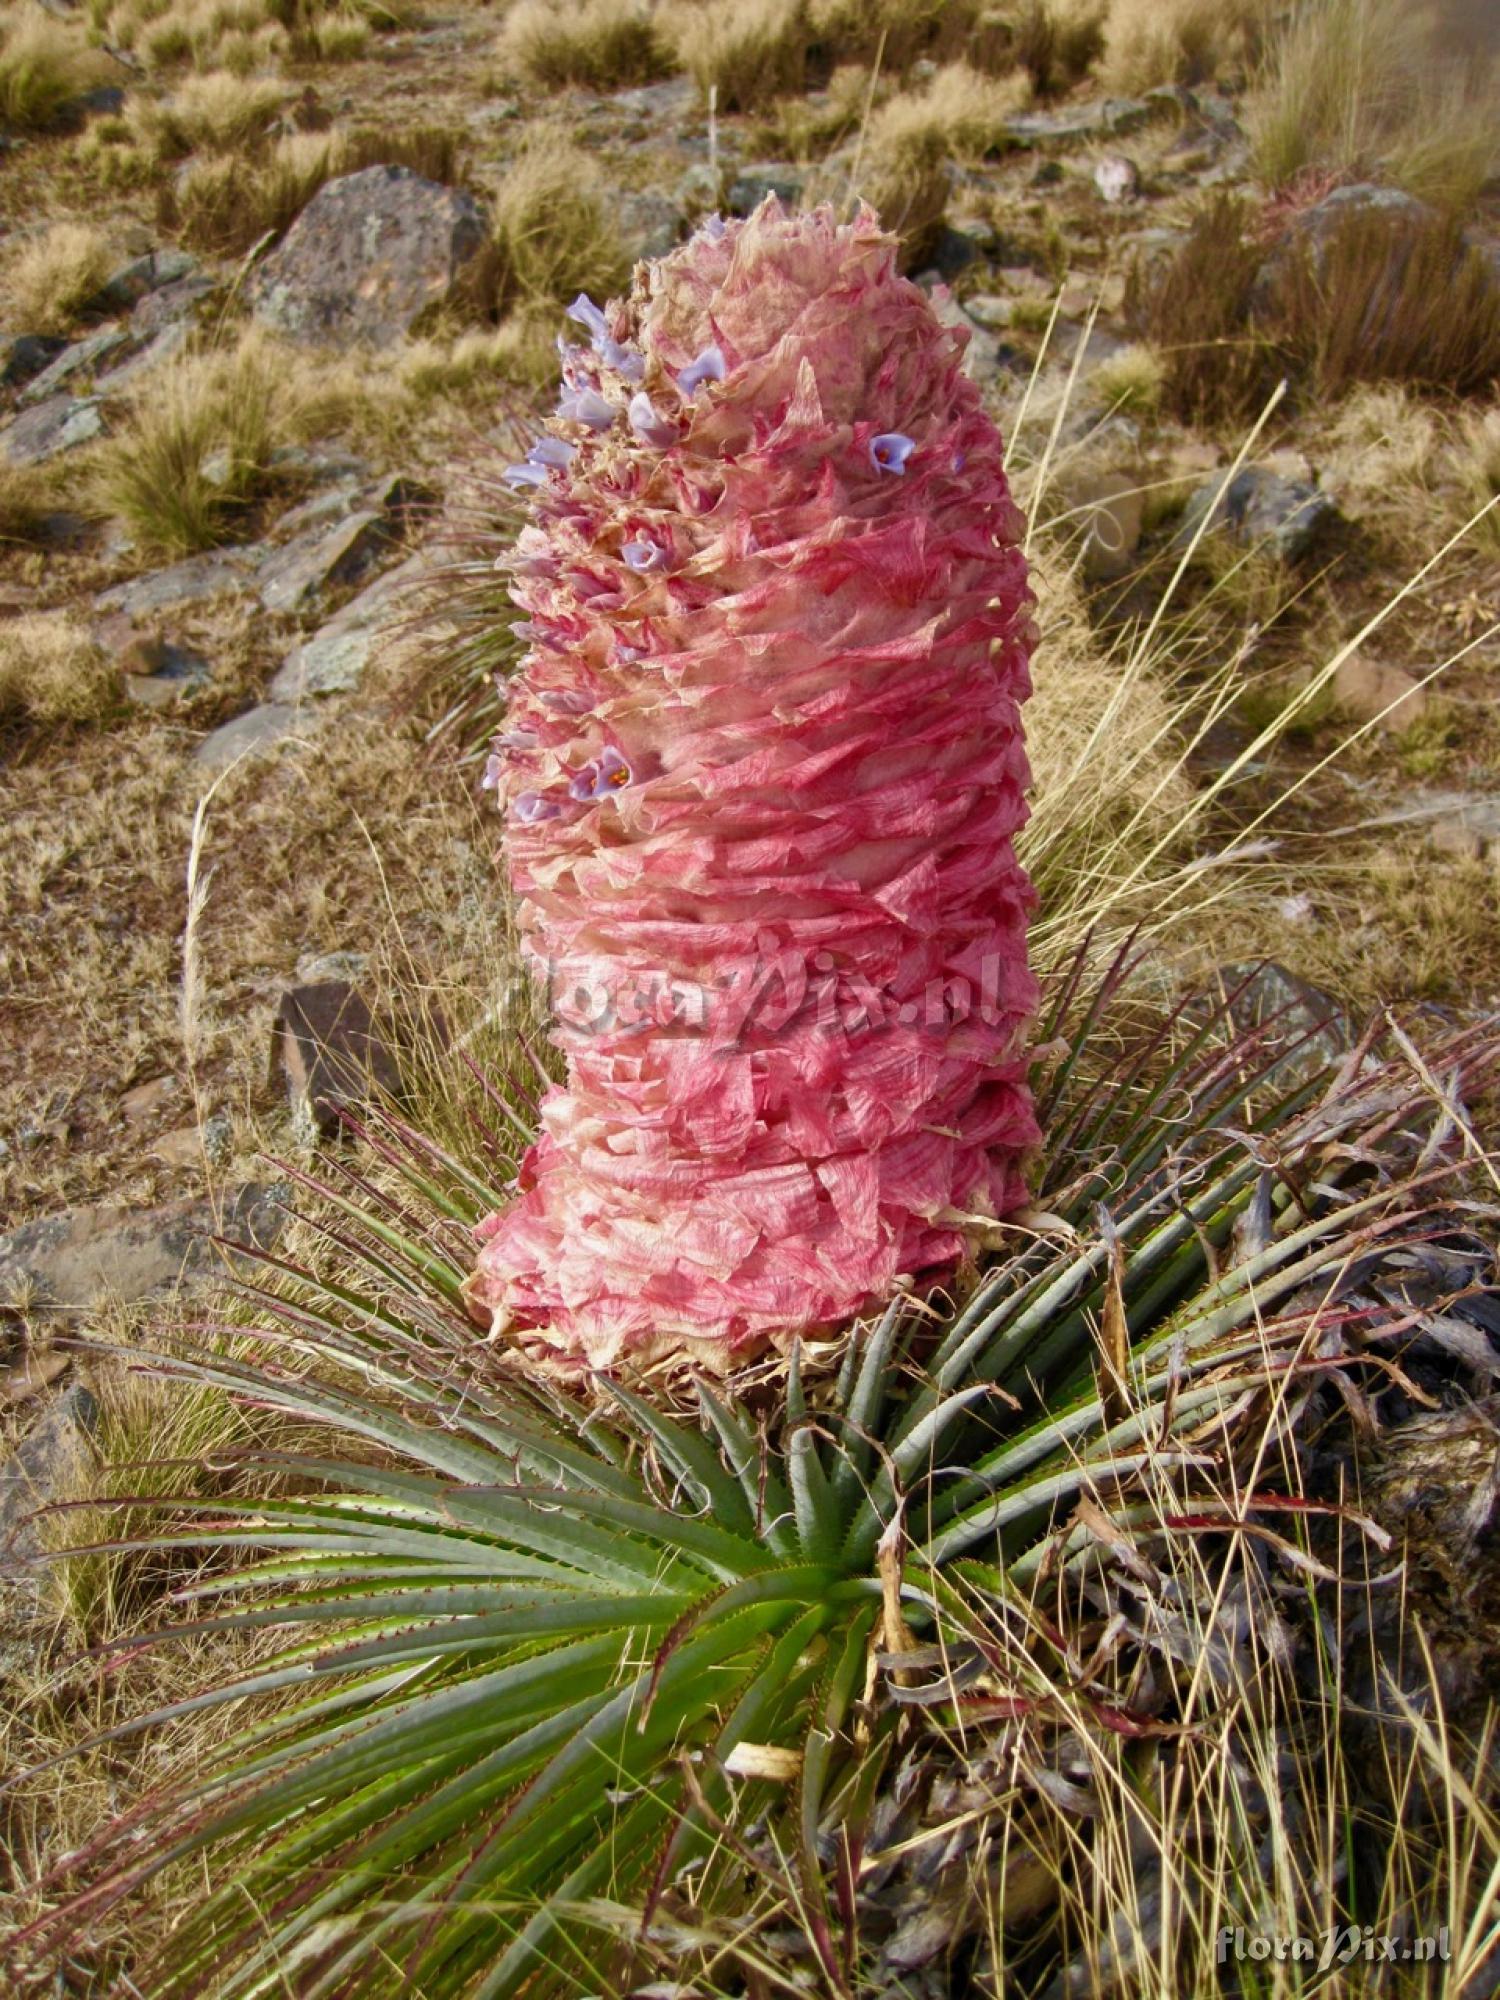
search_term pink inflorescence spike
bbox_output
[466,201,1040,1371]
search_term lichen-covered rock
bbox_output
[250,165,489,348]
[464,201,1038,1370]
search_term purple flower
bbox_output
[622,536,666,574]
[513,790,563,824]
[614,640,644,664]
[700,213,726,241]
[537,689,592,714]
[951,449,967,473]
[494,727,539,750]
[570,745,635,800]
[527,435,577,470]
[629,392,677,448]
[870,432,916,475]
[481,752,504,791]
[558,387,616,431]
[504,462,547,490]
[566,294,610,343]
[601,337,646,382]
[676,344,725,395]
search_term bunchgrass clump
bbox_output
[159,123,468,255]
[665,0,809,112]
[491,135,628,308]
[1249,0,1500,214]
[92,334,297,557]
[495,0,675,90]
[0,221,113,334]
[0,615,117,727]
[1087,339,1164,414]
[128,69,289,162]
[1125,191,1277,425]
[1267,206,1500,399]
[0,8,106,132]
[1098,0,1272,92]
[840,61,1032,266]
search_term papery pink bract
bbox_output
[465,201,1040,1370]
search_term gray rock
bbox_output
[19,328,131,405]
[727,163,805,215]
[95,320,191,392]
[256,509,391,616]
[120,637,213,710]
[193,701,304,769]
[251,165,490,349]
[1093,153,1139,203]
[0,1384,99,1567]
[95,546,259,617]
[92,247,198,314]
[269,546,428,700]
[133,272,217,333]
[0,394,104,466]
[674,161,722,215]
[616,188,686,261]
[1005,97,1153,146]
[0,1186,287,1313]
[1179,466,1336,561]
[1,333,67,389]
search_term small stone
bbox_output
[256,510,392,617]
[0,333,67,389]
[674,161,722,215]
[150,1125,208,1169]
[272,982,405,1137]
[1428,816,1484,862]
[94,320,191,392]
[616,189,685,261]
[118,636,213,709]
[251,166,491,349]
[95,546,258,618]
[1179,466,1336,561]
[1332,654,1429,731]
[269,545,428,701]
[120,1075,179,1122]
[296,948,369,985]
[0,1384,99,1567]
[132,273,217,333]
[1,394,104,466]
[193,702,303,769]
[1093,153,1139,203]
[0,1187,287,1313]
[727,163,805,215]
[19,329,131,405]
[92,247,198,314]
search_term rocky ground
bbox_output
[1,0,1498,1974]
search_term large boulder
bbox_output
[251,165,490,348]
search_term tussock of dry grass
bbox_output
[396,312,558,399]
[0,221,114,335]
[496,0,674,90]
[665,0,809,112]
[1085,340,1163,414]
[492,134,628,307]
[1098,0,1272,92]
[0,616,117,727]
[0,8,109,132]
[0,463,56,546]
[129,68,289,161]
[838,61,1033,265]
[90,331,348,557]
[1125,192,1275,424]
[158,121,466,254]
[983,0,1107,92]
[1249,0,1500,214]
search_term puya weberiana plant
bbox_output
[11,954,1497,1996]
[468,203,1037,1367]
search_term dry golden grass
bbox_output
[1249,0,1500,213]
[92,335,291,557]
[492,133,629,307]
[495,0,674,89]
[0,8,110,132]
[665,0,809,112]
[1085,339,1164,414]
[0,463,56,547]
[0,616,117,727]
[1099,0,1272,92]
[0,221,114,335]
[839,61,1033,265]
[128,67,289,161]
[396,311,559,398]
